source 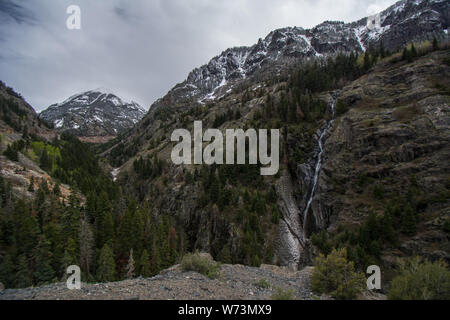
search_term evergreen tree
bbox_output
[40,149,50,171]
[150,243,161,275]
[0,254,15,288]
[381,210,396,243]
[15,254,32,288]
[402,47,412,62]
[96,192,114,248]
[53,182,61,197]
[139,249,151,277]
[402,204,417,236]
[28,176,35,193]
[168,227,178,265]
[0,176,6,207]
[217,244,232,264]
[96,244,116,282]
[117,201,145,259]
[79,218,94,277]
[363,52,371,71]
[3,144,18,162]
[14,201,39,257]
[33,236,56,285]
[410,44,417,58]
[433,37,439,51]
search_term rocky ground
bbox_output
[0,263,316,300]
[0,261,387,300]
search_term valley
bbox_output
[0,0,449,300]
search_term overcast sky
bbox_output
[0,0,398,112]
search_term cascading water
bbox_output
[276,95,337,268]
[302,97,337,239]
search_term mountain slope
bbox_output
[0,81,71,201]
[39,89,146,141]
[105,38,450,280]
[0,81,55,141]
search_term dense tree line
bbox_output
[0,133,184,288]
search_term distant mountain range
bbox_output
[39,89,146,140]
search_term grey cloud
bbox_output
[0,0,36,25]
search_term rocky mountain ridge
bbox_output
[39,89,146,140]
[163,0,448,106]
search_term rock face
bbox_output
[162,0,448,105]
[304,50,450,264]
[39,89,146,139]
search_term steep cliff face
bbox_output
[303,50,449,266]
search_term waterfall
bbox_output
[276,95,338,268]
[302,97,337,238]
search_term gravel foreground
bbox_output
[0,264,316,300]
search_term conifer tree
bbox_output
[40,149,50,171]
[3,144,18,162]
[0,176,6,207]
[96,244,116,282]
[15,254,32,288]
[0,254,15,288]
[139,249,151,277]
[96,192,114,248]
[168,227,178,265]
[402,47,409,62]
[14,201,39,257]
[433,37,439,51]
[402,203,417,236]
[53,182,61,197]
[28,176,34,193]
[150,243,161,275]
[363,52,371,71]
[411,44,417,58]
[79,217,94,277]
[33,236,56,285]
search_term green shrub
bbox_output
[373,183,385,200]
[181,252,220,279]
[3,144,18,162]
[336,100,349,116]
[311,248,365,300]
[271,287,296,300]
[312,230,332,255]
[388,257,450,300]
[255,278,271,289]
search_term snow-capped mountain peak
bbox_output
[40,90,146,138]
[164,0,448,105]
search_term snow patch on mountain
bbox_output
[40,90,146,138]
